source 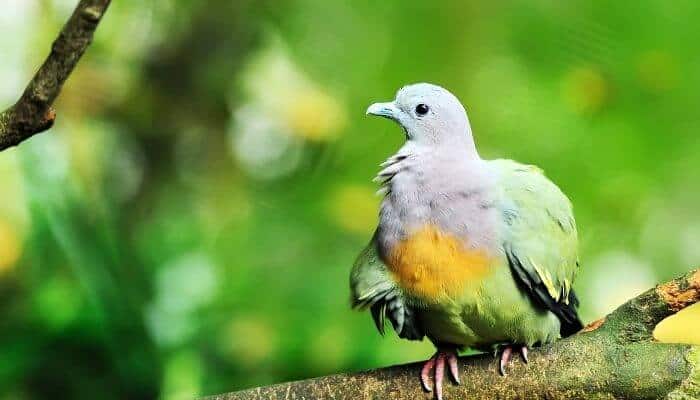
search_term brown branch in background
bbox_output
[208,269,700,400]
[0,0,112,151]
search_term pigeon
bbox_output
[350,83,582,400]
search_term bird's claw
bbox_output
[498,344,529,376]
[420,357,436,392]
[420,348,460,400]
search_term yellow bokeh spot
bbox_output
[327,185,379,235]
[284,89,347,142]
[637,50,678,93]
[239,37,348,143]
[561,66,608,114]
[654,302,700,345]
[0,219,22,273]
[0,152,29,237]
[67,122,103,191]
[308,325,348,369]
[198,181,252,236]
[220,316,276,366]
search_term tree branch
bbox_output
[0,0,112,151]
[209,269,700,400]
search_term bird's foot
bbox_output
[498,344,528,376]
[420,348,460,400]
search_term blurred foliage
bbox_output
[1,0,700,398]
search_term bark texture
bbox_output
[0,0,111,151]
[209,269,700,400]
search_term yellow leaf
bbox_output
[654,302,700,345]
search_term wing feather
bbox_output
[494,160,583,337]
[350,233,424,340]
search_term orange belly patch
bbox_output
[387,225,492,301]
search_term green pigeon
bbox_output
[350,83,582,400]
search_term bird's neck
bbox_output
[410,125,480,160]
[375,140,484,197]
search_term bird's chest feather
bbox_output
[376,153,500,302]
[385,225,495,302]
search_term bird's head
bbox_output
[366,83,475,151]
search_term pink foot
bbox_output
[498,344,529,376]
[420,349,460,400]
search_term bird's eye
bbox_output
[415,104,429,116]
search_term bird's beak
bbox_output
[366,101,400,121]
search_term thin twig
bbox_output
[0,0,112,151]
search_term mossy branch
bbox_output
[208,269,700,400]
[0,0,111,151]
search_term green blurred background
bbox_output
[1,0,700,398]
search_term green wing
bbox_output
[493,160,583,336]
[350,233,424,340]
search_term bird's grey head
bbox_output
[366,83,476,151]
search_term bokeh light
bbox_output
[1,1,700,398]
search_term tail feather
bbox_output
[560,290,583,337]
